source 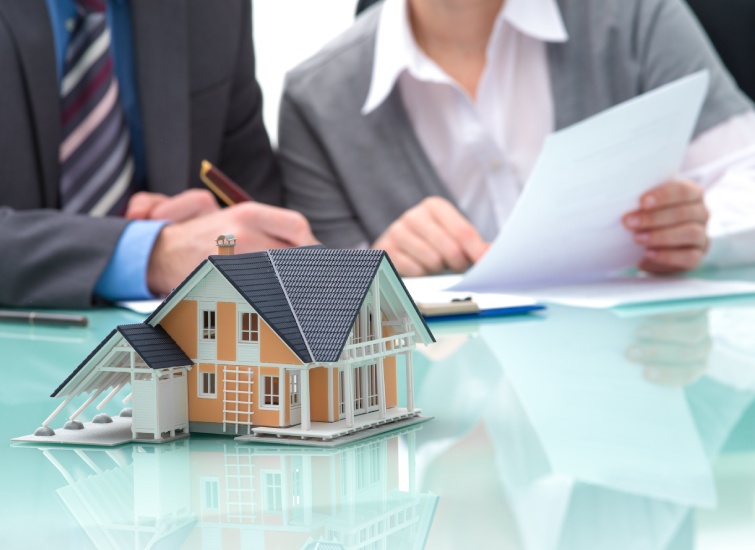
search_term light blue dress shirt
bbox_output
[46,0,165,301]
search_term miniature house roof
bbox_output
[52,324,192,398]
[147,247,434,364]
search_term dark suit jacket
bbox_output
[686,0,755,101]
[0,0,281,308]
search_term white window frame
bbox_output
[200,308,216,341]
[198,367,217,398]
[238,311,260,344]
[261,375,280,409]
[290,372,300,407]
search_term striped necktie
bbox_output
[59,0,136,217]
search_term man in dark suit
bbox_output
[0,0,315,308]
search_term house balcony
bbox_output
[338,332,416,364]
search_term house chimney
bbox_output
[216,234,236,255]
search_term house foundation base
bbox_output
[13,416,190,447]
[236,408,432,448]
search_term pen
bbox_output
[0,310,88,327]
[200,160,254,206]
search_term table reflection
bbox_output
[33,427,437,549]
[412,302,755,549]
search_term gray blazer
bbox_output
[0,0,280,308]
[278,0,752,249]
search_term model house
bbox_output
[19,237,435,446]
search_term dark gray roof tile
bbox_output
[210,248,386,363]
[117,324,193,370]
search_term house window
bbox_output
[262,375,280,407]
[239,312,259,343]
[201,478,220,511]
[368,364,379,407]
[201,309,216,340]
[263,472,282,513]
[290,372,300,406]
[199,371,216,398]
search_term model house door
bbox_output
[289,371,301,425]
[354,366,366,415]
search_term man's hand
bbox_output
[373,197,489,277]
[622,179,709,274]
[126,189,220,222]
[147,203,318,295]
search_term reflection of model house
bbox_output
[22,239,434,446]
[41,430,437,549]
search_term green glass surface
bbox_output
[3,272,755,549]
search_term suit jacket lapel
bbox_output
[131,0,189,195]
[0,2,60,207]
[374,89,454,202]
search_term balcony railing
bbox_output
[339,332,415,362]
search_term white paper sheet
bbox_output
[454,71,711,293]
[532,276,755,308]
[402,275,539,312]
[412,273,755,309]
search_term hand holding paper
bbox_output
[623,178,710,273]
[455,71,712,293]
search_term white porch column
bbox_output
[301,368,311,431]
[405,351,415,413]
[377,358,386,419]
[153,371,160,440]
[278,367,285,427]
[344,366,355,428]
[373,275,386,419]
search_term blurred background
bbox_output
[254,1,359,144]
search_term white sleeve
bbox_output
[681,111,755,267]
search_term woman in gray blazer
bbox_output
[278,0,754,276]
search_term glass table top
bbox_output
[3,278,755,549]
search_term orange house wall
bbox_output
[384,356,398,409]
[160,300,198,358]
[217,302,236,362]
[383,324,398,409]
[331,369,340,420]
[260,320,302,365]
[310,367,330,422]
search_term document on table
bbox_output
[454,71,711,292]
[402,275,541,317]
[440,71,755,307]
